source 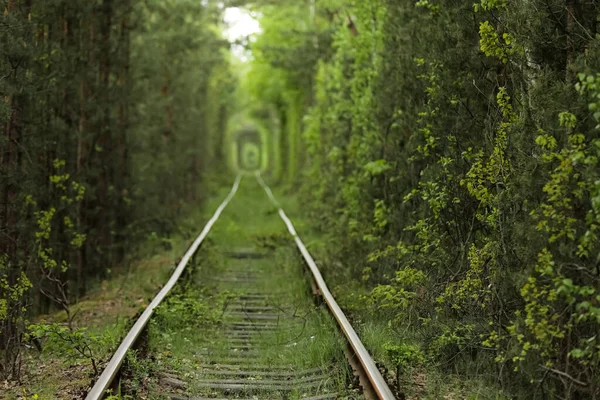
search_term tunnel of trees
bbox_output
[235,127,262,171]
[3,0,600,398]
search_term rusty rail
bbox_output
[255,172,396,400]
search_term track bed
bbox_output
[87,176,394,400]
[125,179,360,399]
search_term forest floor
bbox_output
[4,175,504,400]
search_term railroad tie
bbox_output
[160,249,346,399]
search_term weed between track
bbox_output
[120,177,361,399]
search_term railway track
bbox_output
[85,174,395,400]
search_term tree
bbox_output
[245,0,600,397]
[0,0,233,380]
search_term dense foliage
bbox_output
[247,0,600,397]
[0,0,232,378]
[4,0,600,397]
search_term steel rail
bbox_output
[255,172,396,400]
[86,175,242,400]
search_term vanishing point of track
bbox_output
[85,174,396,400]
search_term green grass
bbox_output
[127,175,359,399]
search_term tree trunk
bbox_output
[1,0,28,379]
[566,0,576,82]
[98,0,114,273]
[116,10,131,263]
[77,74,87,297]
[162,70,173,142]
